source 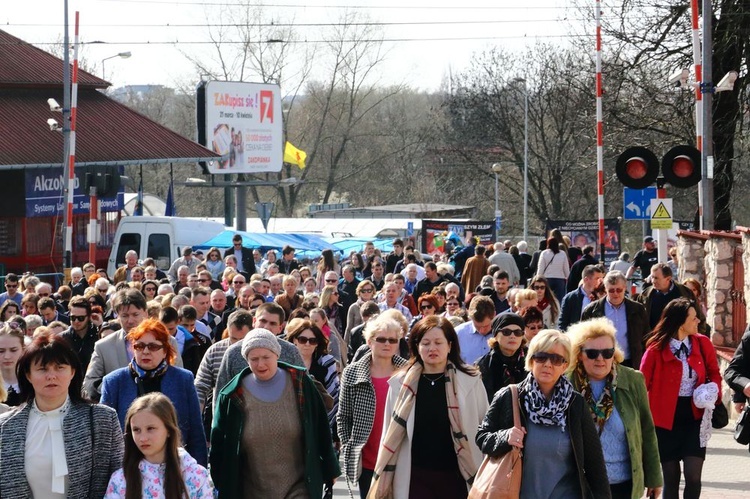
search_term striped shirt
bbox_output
[194,338,232,404]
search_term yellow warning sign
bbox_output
[652,203,671,219]
[650,198,673,229]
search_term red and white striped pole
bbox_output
[690,0,704,228]
[595,0,606,263]
[64,12,80,270]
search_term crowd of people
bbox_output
[0,230,742,499]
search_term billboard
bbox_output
[545,219,621,263]
[421,220,496,255]
[25,167,123,218]
[198,81,283,174]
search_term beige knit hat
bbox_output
[241,328,281,359]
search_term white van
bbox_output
[107,216,226,277]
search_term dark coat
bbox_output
[223,246,257,276]
[476,382,611,499]
[558,287,592,332]
[581,297,648,368]
[636,282,707,334]
[475,347,528,402]
[725,327,750,403]
[567,254,599,292]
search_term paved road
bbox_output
[332,421,750,498]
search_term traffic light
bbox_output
[77,166,121,197]
[615,146,660,189]
[661,145,701,188]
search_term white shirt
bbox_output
[26,397,70,498]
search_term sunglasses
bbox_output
[133,342,164,352]
[5,284,17,289]
[199,279,211,283]
[233,281,245,285]
[70,315,88,322]
[374,337,399,344]
[526,324,542,331]
[295,336,319,345]
[420,305,434,310]
[532,286,546,291]
[325,279,338,283]
[144,287,156,292]
[498,328,524,337]
[531,352,567,366]
[38,293,50,297]
[97,288,108,293]
[606,288,625,294]
[360,288,374,293]
[582,348,615,360]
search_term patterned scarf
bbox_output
[574,363,617,435]
[367,362,477,499]
[521,372,574,432]
[129,358,169,380]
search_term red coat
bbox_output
[639,334,721,430]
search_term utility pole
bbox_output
[701,0,714,230]
[61,0,72,271]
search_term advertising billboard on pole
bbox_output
[199,81,283,174]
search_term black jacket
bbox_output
[637,282,707,334]
[475,347,528,402]
[581,297,648,368]
[725,327,750,403]
[476,382,611,499]
[567,254,599,292]
[557,287,590,332]
[223,246,256,276]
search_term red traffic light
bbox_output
[662,145,701,188]
[616,146,660,189]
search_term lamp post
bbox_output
[101,51,131,80]
[511,78,530,241]
[491,163,503,237]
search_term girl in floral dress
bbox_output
[105,393,214,498]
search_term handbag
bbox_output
[468,384,523,499]
[712,401,729,429]
[735,405,750,445]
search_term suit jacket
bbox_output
[581,297,649,368]
[83,328,183,399]
[0,402,123,498]
[567,254,599,292]
[558,287,591,332]
[223,246,256,276]
[100,365,207,466]
[637,282,707,334]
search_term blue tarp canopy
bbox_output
[195,230,338,253]
[325,237,394,255]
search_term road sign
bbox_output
[623,187,657,220]
[650,198,673,229]
[255,202,274,232]
[407,221,414,236]
[494,210,502,232]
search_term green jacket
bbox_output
[570,364,662,499]
[210,362,341,498]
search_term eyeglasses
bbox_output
[0,321,23,330]
[38,293,50,297]
[606,288,625,294]
[582,348,615,360]
[233,281,245,285]
[5,284,17,289]
[325,279,338,283]
[420,305,434,310]
[532,285,546,291]
[446,301,460,307]
[360,288,374,293]
[199,279,211,283]
[132,342,164,352]
[70,315,88,322]
[526,324,542,331]
[97,288,108,293]
[498,328,524,337]
[531,352,567,366]
[295,336,319,345]
[143,287,156,292]
[374,337,399,344]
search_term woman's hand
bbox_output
[507,426,527,449]
[645,486,662,498]
[734,402,745,414]
[90,312,103,327]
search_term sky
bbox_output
[2,0,578,92]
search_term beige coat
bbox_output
[382,368,488,496]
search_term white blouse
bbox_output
[25,397,70,499]
[670,337,695,397]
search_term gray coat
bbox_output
[336,352,407,481]
[0,402,123,498]
[214,337,304,399]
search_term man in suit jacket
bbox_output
[83,288,182,400]
[558,264,604,332]
[223,234,257,277]
[581,270,649,368]
[636,262,707,334]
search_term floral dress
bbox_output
[105,447,214,498]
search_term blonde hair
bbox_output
[363,315,403,342]
[378,308,410,338]
[514,289,537,308]
[525,329,572,371]
[566,318,625,373]
[318,285,337,309]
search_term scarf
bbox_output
[574,363,617,435]
[129,358,169,396]
[495,347,526,387]
[367,362,477,499]
[521,372,574,432]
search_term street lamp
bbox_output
[101,51,132,80]
[491,163,503,235]
[511,78,530,241]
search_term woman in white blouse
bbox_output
[0,332,123,498]
[536,236,570,304]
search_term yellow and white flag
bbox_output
[284,141,307,169]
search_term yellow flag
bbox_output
[284,141,307,169]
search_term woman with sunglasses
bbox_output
[287,319,340,430]
[520,306,544,343]
[319,285,343,336]
[368,315,487,498]
[476,313,528,402]
[203,246,226,281]
[442,295,464,319]
[408,294,440,331]
[640,298,721,499]
[338,315,407,498]
[141,279,159,301]
[476,329,610,499]
[567,318,662,499]
[345,280,377,344]
[100,318,207,466]
[530,275,560,328]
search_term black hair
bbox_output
[17,333,86,404]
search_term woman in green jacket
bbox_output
[210,328,340,498]
[567,317,662,499]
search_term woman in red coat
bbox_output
[640,298,721,499]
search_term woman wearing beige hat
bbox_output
[210,328,340,498]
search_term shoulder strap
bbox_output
[510,384,522,429]
[541,252,556,275]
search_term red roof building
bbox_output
[0,29,218,275]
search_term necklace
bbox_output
[422,372,446,386]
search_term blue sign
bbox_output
[495,216,502,232]
[623,187,657,220]
[25,167,123,218]
[407,222,414,236]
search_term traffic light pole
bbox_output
[655,178,669,264]
[701,0,714,230]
